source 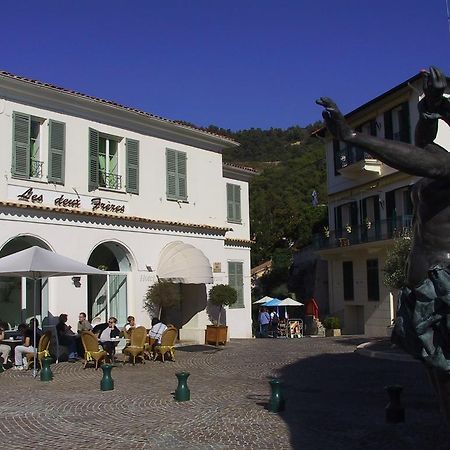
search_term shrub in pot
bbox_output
[323,316,341,337]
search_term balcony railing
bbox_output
[99,171,122,190]
[30,159,44,178]
[314,215,413,250]
[335,145,373,170]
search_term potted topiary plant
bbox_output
[323,316,341,337]
[205,284,237,346]
[144,280,181,322]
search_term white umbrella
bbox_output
[0,246,104,376]
[253,295,273,304]
[279,297,304,306]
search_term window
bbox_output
[166,149,187,201]
[88,128,139,193]
[343,261,354,301]
[384,102,410,143]
[12,112,65,183]
[227,183,241,223]
[228,261,244,308]
[367,259,380,301]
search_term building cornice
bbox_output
[0,70,239,153]
[224,237,254,248]
[0,200,232,236]
[222,163,259,182]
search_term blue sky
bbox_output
[1,1,449,130]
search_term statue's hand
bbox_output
[316,97,355,141]
[423,66,448,112]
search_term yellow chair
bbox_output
[26,331,52,369]
[123,326,147,365]
[81,331,107,369]
[154,326,178,362]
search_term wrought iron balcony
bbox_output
[335,145,381,178]
[30,159,44,178]
[99,170,122,190]
[313,215,413,250]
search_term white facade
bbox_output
[0,71,254,343]
[316,73,450,336]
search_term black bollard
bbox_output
[385,385,405,423]
[268,378,285,412]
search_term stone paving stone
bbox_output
[0,337,450,449]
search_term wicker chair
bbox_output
[81,331,107,369]
[153,326,178,362]
[26,331,52,369]
[123,326,147,365]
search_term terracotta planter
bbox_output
[205,325,228,346]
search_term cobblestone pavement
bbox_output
[1,336,450,450]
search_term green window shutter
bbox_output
[48,120,65,184]
[227,183,242,223]
[228,261,244,308]
[12,112,31,178]
[400,102,410,143]
[166,149,187,200]
[126,138,139,194]
[88,128,99,190]
[177,151,187,200]
[384,110,393,139]
[166,149,177,198]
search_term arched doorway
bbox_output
[87,242,131,327]
[0,236,50,329]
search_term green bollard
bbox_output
[268,378,285,412]
[175,371,190,401]
[40,356,53,381]
[100,364,114,391]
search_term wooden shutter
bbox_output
[228,261,244,308]
[126,138,139,194]
[166,149,187,200]
[166,149,177,198]
[227,183,241,223]
[12,112,30,178]
[384,110,393,139]
[399,102,411,143]
[88,128,99,190]
[48,120,65,184]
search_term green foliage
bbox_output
[323,316,341,330]
[208,284,238,307]
[144,280,181,315]
[383,234,412,289]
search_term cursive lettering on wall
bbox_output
[54,195,81,209]
[17,188,43,204]
[91,197,125,214]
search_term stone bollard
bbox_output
[385,385,405,423]
[40,356,53,381]
[268,378,285,412]
[100,364,114,391]
[175,371,190,401]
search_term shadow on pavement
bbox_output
[177,344,223,354]
[260,351,450,449]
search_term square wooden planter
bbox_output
[205,325,228,346]
[325,329,341,337]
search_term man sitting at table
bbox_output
[56,313,78,362]
[13,322,41,370]
[99,317,121,362]
[0,326,11,369]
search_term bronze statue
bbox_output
[317,67,450,424]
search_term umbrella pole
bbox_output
[33,278,38,378]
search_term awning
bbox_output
[157,241,213,284]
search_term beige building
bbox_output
[315,72,450,336]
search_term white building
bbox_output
[0,71,254,343]
[316,72,450,336]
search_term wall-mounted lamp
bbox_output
[72,276,81,287]
[146,265,153,272]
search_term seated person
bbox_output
[122,315,139,338]
[13,323,41,370]
[56,313,78,362]
[148,318,167,353]
[99,317,121,362]
[77,312,92,334]
[0,326,11,369]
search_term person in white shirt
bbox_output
[148,318,167,345]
